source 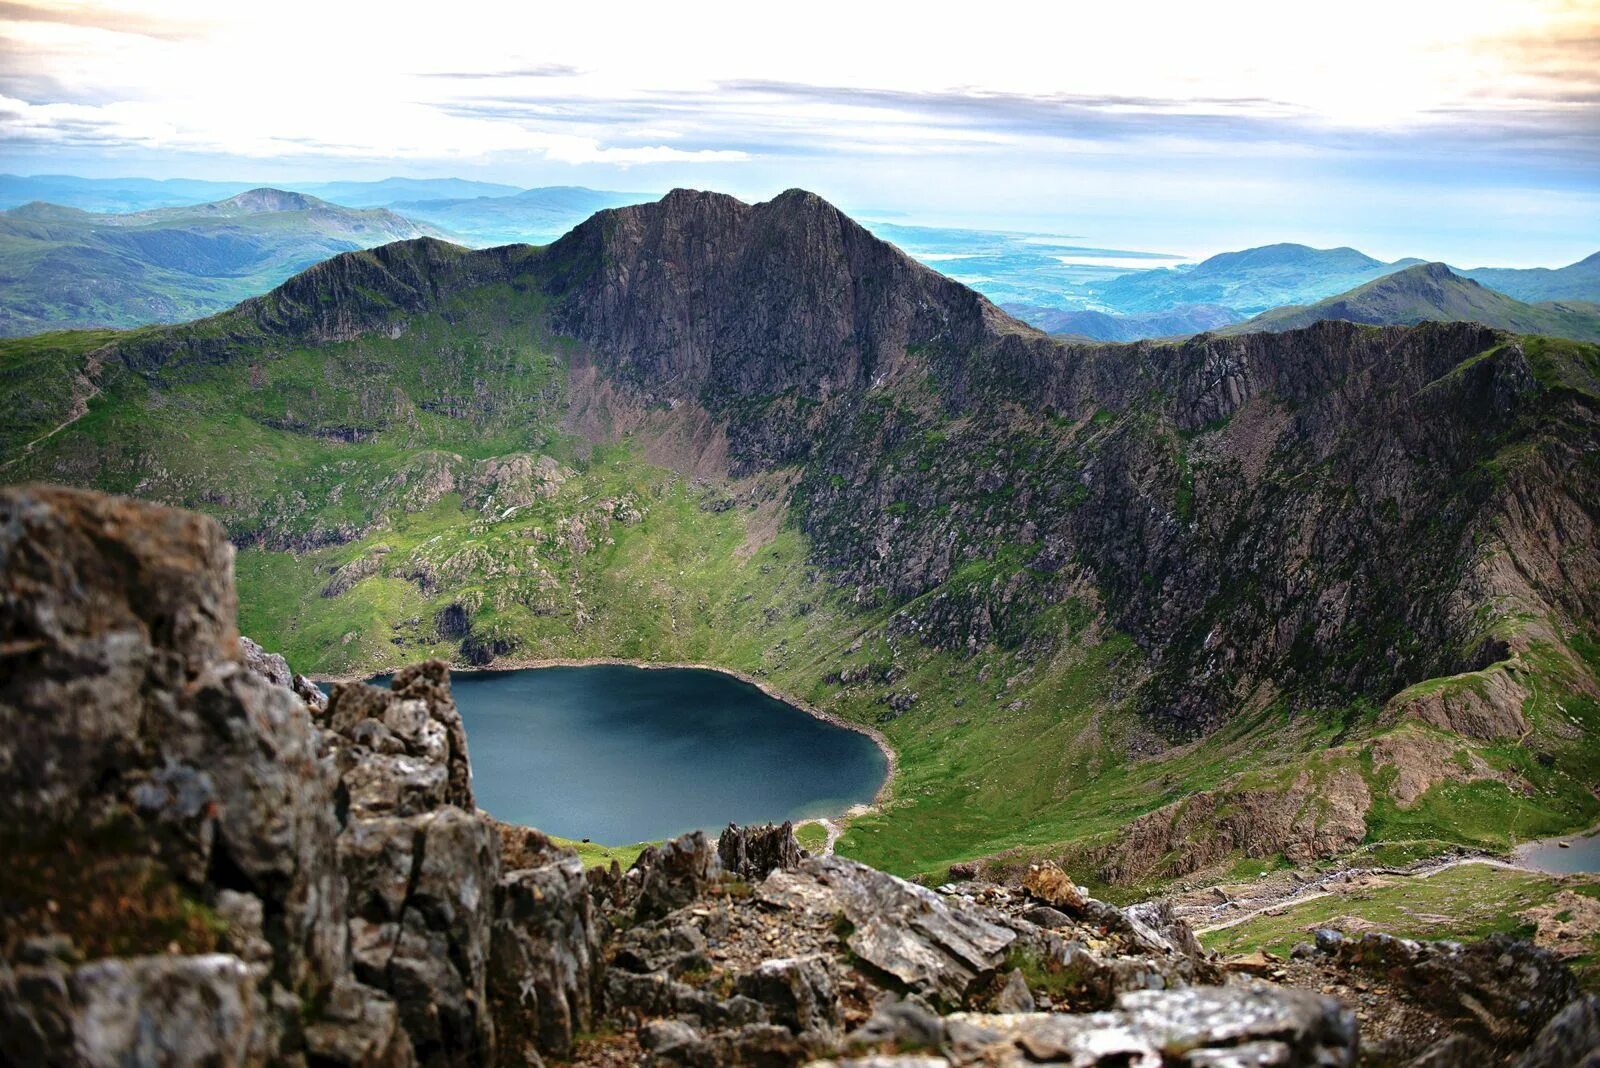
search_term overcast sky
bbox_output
[2,0,1597,265]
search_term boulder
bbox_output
[718,821,806,879]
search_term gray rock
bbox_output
[993,970,1035,1014]
[629,831,723,921]
[490,849,602,1061]
[735,955,839,1035]
[1,954,273,1068]
[1515,994,1600,1068]
[941,986,1355,1066]
[718,821,805,879]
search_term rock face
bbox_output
[0,485,598,1066]
[1,484,1594,1066]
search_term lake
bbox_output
[440,664,887,844]
[1514,826,1600,874]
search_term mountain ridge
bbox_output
[1221,261,1600,342]
[4,187,1597,884]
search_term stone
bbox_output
[629,831,723,921]
[734,955,839,1035]
[993,970,1035,1014]
[1020,862,1086,912]
[940,986,1356,1067]
[490,849,602,1061]
[1515,993,1600,1068]
[718,821,805,879]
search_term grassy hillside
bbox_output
[0,190,440,336]
[1224,262,1600,342]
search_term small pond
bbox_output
[432,664,886,844]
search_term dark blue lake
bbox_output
[443,664,887,844]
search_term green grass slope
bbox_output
[0,190,441,336]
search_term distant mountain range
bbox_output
[2,174,1597,343]
[1219,261,1600,342]
[1000,243,1600,341]
[388,186,656,246]
[998,303,1237,341]
[0,188,439,335]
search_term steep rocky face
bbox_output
[0,485,599,1066]
[530,192,1600,730]
[542,188,1010,406]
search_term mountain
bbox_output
[1224,261,1600,342]
[3,189,1597,890]
[1463,251,1600,304]
[1089,242,1422,316]
[0,188,442,335]
[296,175,524,207]
[0,173,255,212]
[1003,302,1238,340]
[387,184,657,245]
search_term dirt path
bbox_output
[1191,856,1524,935]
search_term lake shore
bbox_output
[311,655,899,810]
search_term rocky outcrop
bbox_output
[1096,767,1371,884]
[718,821,807,879]
[0,485,599,1066]
[1383,665,1531,741]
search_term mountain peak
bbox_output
[216,187,327,213]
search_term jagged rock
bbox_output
[759,856,1016,1006]
[0,486,606,1067]
[939,986,1356,1066]
[629,831,723,921]
[993,970,1035,1014]
[0,954,274,1068]
[847,997,947,1053]
[490,848,602,1061]
[734,955,839,1036]
[1514,993,1600,1067]
[718,821,806,879]
[1338,932,1577,1050]
[302,978,416,1067]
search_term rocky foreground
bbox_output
[1,483,1597,1067]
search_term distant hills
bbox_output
[1,173,1596,343]
[1462,252,1600,304]
[1220,261,1600,342]
[388,186,656,246]
[1088,243,1425,317]
[999,303,1237,341]
[0,188,439,335]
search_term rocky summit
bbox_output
[2,482,1598,1066]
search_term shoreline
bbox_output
[312,655,899,813]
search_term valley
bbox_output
[3,188,1596,899]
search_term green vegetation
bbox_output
[0,192,438,336]
[1201,864,1600,976]
[795,822,830,853]
[4,278,1599,896]
[549,835,650,870]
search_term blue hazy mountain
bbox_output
[387,186,658,246]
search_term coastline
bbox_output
[312,655,899,810]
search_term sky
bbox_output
[1,0,1597,265]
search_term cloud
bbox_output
[417,63,582,80]
[0,1,208,41]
